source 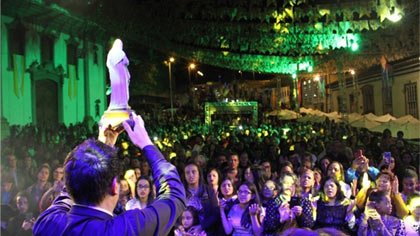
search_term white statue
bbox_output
[106,39,130,110]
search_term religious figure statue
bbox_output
[98,39,135,142]
[106,39,131,110]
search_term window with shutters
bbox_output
[405,82,418,118]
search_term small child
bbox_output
[403,195,420,236]
[174,206,206,236]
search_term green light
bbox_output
[292,73,297,79]
[307,65,313,72]
[351,42,359,51]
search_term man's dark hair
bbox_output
[64,139,123,205]
[368,190,388,204]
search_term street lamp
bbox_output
[168,57,175,121]
[188,63,196,86]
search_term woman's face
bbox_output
[376,175,392,192]
[244,167,254,183]
[38,167,50,183]
[282,176,295,197]
[181,210,194,229]
[207,170,219,187]
[16,196,29,214]
[402,177,417,195]
[120,180,130,193]
[321,159,330,172]
[262,180,277,199]
[136,179,151,200]
[375,195,392,215]
[300,171,315,189]
[389,157,395,171]
[327,163,341,181]
[237,185,253,204]
[323,179,338,199]
[220,179,234,197]
[185,164,200,186]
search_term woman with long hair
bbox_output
[219,181,264,236]
[125,176,155,210]
[313,176,355,234]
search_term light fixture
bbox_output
[350,69,355,75]
[197,71,204,76]
[189,63,196,69]
[169,57,175,63]
[387,7,402,22]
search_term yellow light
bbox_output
[121,141,129,150]
[350,69,355,75]
[314,75,320,81]
[189,63,196,69]
[169,57,175,63]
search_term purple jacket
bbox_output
[33,145,186,236]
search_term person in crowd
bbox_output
[33,114,186,235]
[401,169,419,204]
[218,176,238,208]
[134,167,141,179]
[379,129,395,152]
[124,169,137,199]
[299,169,318,200]
[278,173,314,229]
[261,179,285,235]
[125,176,155,210]
[183,162,225,236]
[21,154,38,187]
[174,206,207,236]
[219,182,264,236]
[206,167,221,195]
[242,165,265,193]
[313,167,323,193]
[261,161,277,182]
[278,161,294,176]
[358,190,404,236]
[239,151,251,171]
[318,156,331,177]
[314,176,355,234]
[356,170,409,219]
[39,165,65,212]
[2,154,26,190]
[7,192,35,236]
[25,163,51,215]
[345,149,379,184]
[327,161,352,199]
[402,195,420,236]
[1,174,17,206]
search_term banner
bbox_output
[13,54,25,98]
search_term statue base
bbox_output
[98,109,135,143]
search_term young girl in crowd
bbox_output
[219,176,237,203]
[174,206,207,236]
[314,176,355,234]
[402,195,420,236]
[219,182,264,236]
[183,162,225,236]
[126,176,155,210]
[327,161,352,199]
[206,168,221,196]
[358,190,404,236]
[261,179,284,235]
[278,173,314,229]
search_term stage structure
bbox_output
[204,102,258,126]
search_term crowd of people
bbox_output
[1,107,419,235]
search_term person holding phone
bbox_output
[345,148,380,185]
[33,114,186,235]
[358,190,404,236]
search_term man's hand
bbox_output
[123,114,153,149]
[104,124,123,147]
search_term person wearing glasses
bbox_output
[125,176,155,210]
[219,181,264,236]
